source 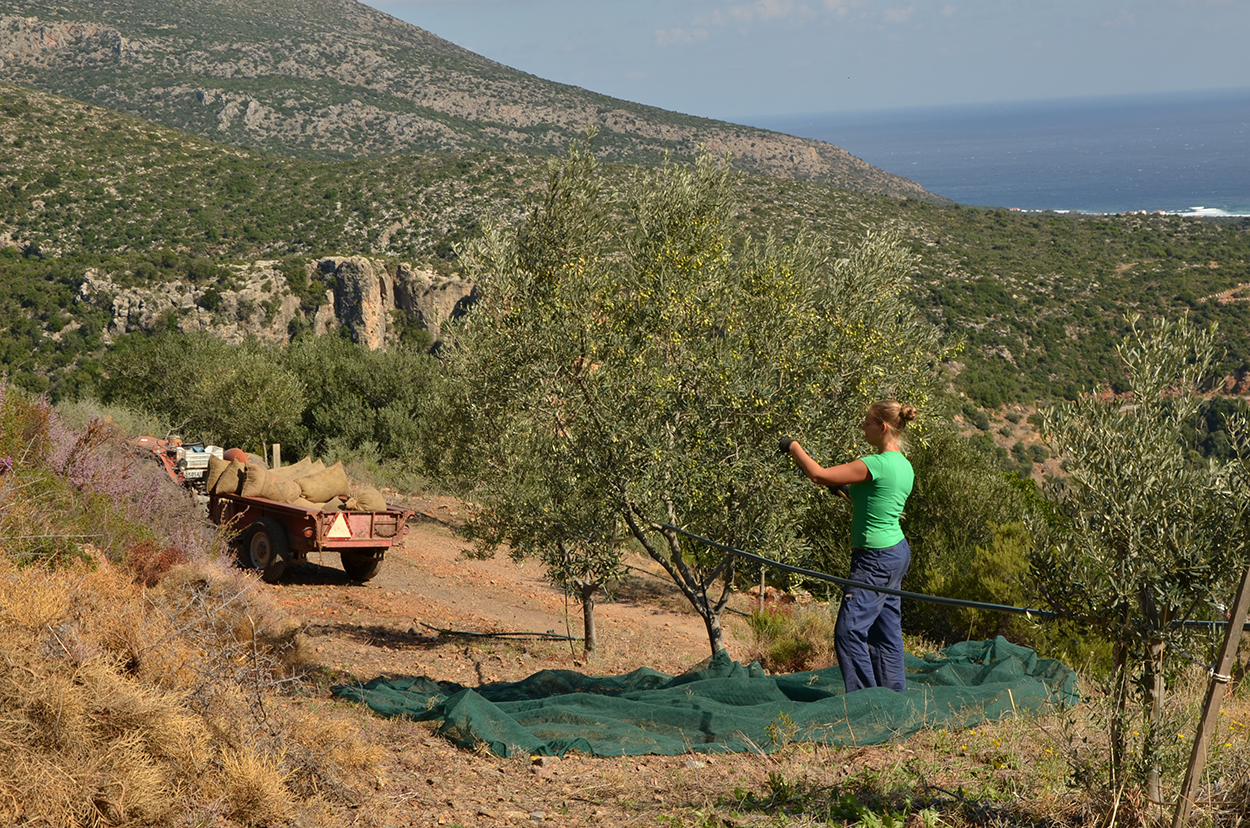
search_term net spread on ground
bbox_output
[332,636,1078,758]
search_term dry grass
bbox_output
[0,552,390,826]
[0,386,395,825]
[4,565,1246,828]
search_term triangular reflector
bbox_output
[327,513,352,539]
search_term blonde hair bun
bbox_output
[869,400,918,432]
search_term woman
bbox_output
[781,400,917,693]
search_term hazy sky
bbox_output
[367,0,1249,123]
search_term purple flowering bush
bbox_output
[0,379,222,574]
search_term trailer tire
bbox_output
[340,550,382,582]
[240,518,289,584]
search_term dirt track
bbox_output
[267,493,737,689]
[254,494,783,827]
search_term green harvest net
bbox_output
[332,636,1078,758]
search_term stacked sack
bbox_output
[205,455,390,512]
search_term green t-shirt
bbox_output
[849,450,914,549]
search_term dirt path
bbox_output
[268,494,738,688]
[255,494,787,826]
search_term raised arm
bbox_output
[782,439,870,487]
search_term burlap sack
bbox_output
[319,498,346,512]
[348,487,388,512]
[260,475,302,504]
[287,460,325,490]
[205,455,230,493]
[239,463,268,498]
[297,461,350,502]
[212,460,244,495]
[270,457,312,481]
[292,497,317,509]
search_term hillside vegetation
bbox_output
[4,81,1250,408]
[0,0,933,199]
[0,382,388,825]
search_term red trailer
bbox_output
[208,492,413,583]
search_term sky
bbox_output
[367,0,1249,124]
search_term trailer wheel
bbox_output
[340,550,382,582]
[241,518,289,584]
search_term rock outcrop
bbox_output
[393,263,478,343]
[319,257,392,349]
[77,256,473,350]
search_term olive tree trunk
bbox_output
[623,505,734,655]
[579,580,598,655]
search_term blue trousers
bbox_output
[835,539,911,693]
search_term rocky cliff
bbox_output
[78,256,474,349]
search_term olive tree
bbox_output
[1031,315,1250,799]
[443,141,948,655]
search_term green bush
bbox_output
[99,331,304,452]
[740,604,838,674]
[274,333,446,465]
[898,426,1043,644]
[947,522,1036,641]
[93,328,451,473]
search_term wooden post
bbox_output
[759,566,765,614]
[1172,562,1250,827]
[272,443,281,468]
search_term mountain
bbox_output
[0,0,938,201]
[6,80,1250,419]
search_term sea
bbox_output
[749,87,1250,216]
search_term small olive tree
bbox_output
[1031,315,1250,799]
[443,140,948,655]
[458,412,627,654]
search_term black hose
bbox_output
[663,522,1250,631]
[420,622,580,641]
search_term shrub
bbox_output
[197,285,222,310]
[1,380,218,574]
[740,603,838,674]
[125,539,189,588]
[274,332,445,464]
[100,330,305,453]
[895,425,1044,645]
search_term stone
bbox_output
[320,256,391,349]
[394,263,475,343]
